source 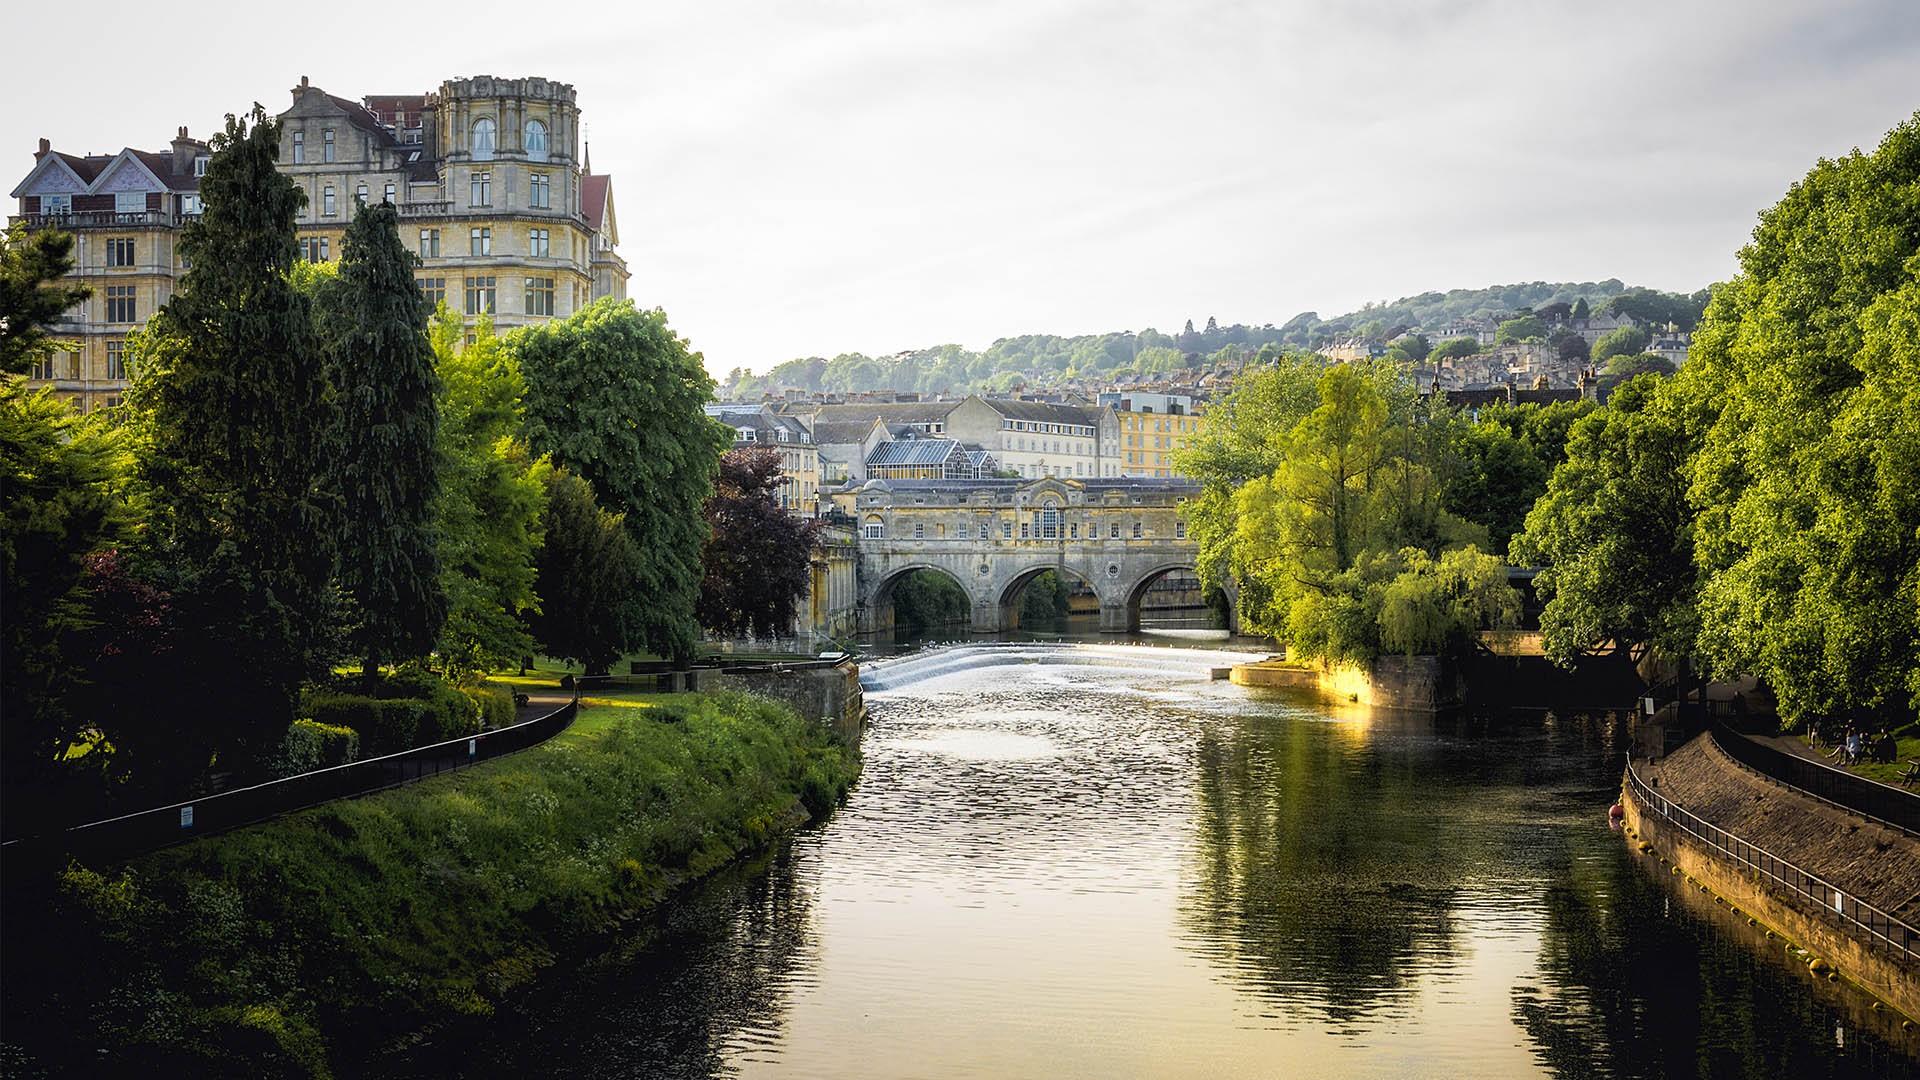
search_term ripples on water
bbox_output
[409,650,1919,1079]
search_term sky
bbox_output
[5,1,1917,376]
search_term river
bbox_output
[416,645,1918,1079]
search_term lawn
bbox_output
[1838,721,1920,787]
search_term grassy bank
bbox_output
[1,690,859,1078]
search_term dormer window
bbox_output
[194,156,209,177]
[739,427,757,442]
[471,118,496,161]
[525,119,549,162]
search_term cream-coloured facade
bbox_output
[1101,392,1201,477]
[8,73,628,410]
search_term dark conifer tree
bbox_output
[323,200,446,679]
[697,448,820,638]
[126,106,339,772]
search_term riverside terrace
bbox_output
[830,476,1227,633]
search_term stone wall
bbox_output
[707,662,866,743]
[1229,654,1464,711]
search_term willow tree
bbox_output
[126,106,338,767]
[516,299,729,663]
[322,201,444,679]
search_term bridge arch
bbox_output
[866,562,977,634]
[1120,562,1231,633]
[995,562,1100,631]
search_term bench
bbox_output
[1901,760,1920,788]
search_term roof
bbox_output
[324,93,401,147]
[809,419,885,445]
[14,142,206,199]
[983,397,1104,426]
[582,174,610,231]
[361,95,428,126]
[867,439,964,467]
[809,401,959,426]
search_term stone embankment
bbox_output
[1623,732,1920,1022]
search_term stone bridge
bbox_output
[836,476,1228,633]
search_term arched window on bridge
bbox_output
[862,515,884,539]
[1039,503,1059,540]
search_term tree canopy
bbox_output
[698,448,821,638]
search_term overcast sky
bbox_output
[6,1,1916,375]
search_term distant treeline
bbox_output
[720,282,1707,399]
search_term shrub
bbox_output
[301,671,479,756]
[459,681,516,730]
[268,720,361,777]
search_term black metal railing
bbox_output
[7,696,578,863]
[15,210,182,229]
[1709,722,1920,835]
[1624,756,1920,965]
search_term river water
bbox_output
[424,645,1918,1079]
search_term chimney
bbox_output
[35,137,50,159]
[171,126,197,176]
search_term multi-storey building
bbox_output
[8,73,627,410]
[788,396,1123,482]
[1099,391,1200,478]
[8,129,210,410]
[707,404,821,513]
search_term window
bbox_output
[978,523,989,540]
[525,119,549,162]
[116,192,146,214]
[913,523,925,539]
[862,517,884,540]
[1132,521,1144,539]
[105,340,126,380]
[322,186,337,216]
[418,277,446,308]
[182,194,202,215]
[1176,520,1187,539]
[322,128,335,163]
[194,156,209,177]
[105,285,137,323]
[299,237,330,262]
[530,173,550,209]
[292,130,305,163]
[1020,523,1031,539]
[1069,523,1079,539]
[384,182,395,204]
[471,118,496,161]
[419,229,439,258]
[1002,521,1013,539]
[524,277,555,316]
[1039,505,1059,539]
[529,228,550,257]
[470,171,492,207]
[107,238,136,267]
[470,227,491,256]
[356,183,368,205]
[464,276,496,315]
[1110,522,1121,539]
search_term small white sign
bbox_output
[1833,888,1845,914]
[180,805,194,829]
[468,738,478,757]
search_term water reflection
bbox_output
[395,654,1918,1078]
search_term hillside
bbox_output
[719,281,1708,400]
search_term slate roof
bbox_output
[808,419,884,445]
[582,174,610,231]
[808,402,959,425]
[985,398,1104,426]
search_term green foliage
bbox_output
[302,669,478,755]
[1281,545,1519,663]
[516,300,729,663]
[1601,286,1708,332]
[1387,334,1431,363]
[6,692,859,1076]
[1555,333,1591,363]
[0,223,91,376]
[1429,336,1482,361]
[699,448,820,638]
[124,106,340,773]
[1017,569,1074,623]
[1603,351,1675,378]
[1678,111,1920,723]
[270,719,361,778]
[459,681,517,730]
[321,201,445,674]
[1510,376,1696,664]
[1591,325,1651,362]
[525,468,643,675]
[0,384,133,825]
[430,310,547,675]
[1495,315,1547,344]
[889,570,971,631]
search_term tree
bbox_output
[698,448,820,638]
[1509,376,1696,665]
[1677,111,1920,724]
[1495,315,1547,343]
[431,310,548,675]
[1430,336,1481,362]
[1555,332,1591,363]
[1603,352,1674,378]
[0,224,91,376]
[525,468,642,675]
[1570,297,1591,321]
[321,201,444,679]
[516,299,729,663]
[125,106,339,771]
[1591,325,1651,362]
[1388,333,1431,362]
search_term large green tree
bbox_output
[516,299,729,663]
[525,468,642,675]
[431,310,548,674]
[0,224,90,376]
[125,106,339,769]
[322,201,445,678]
[698,448,821,638]
[1677,112,1920,724]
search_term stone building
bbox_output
[787,395,1123,481]
[8,73,628,409]
[706,404,820,513]
[1099,391,1201,477]
[8,129,210,411]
